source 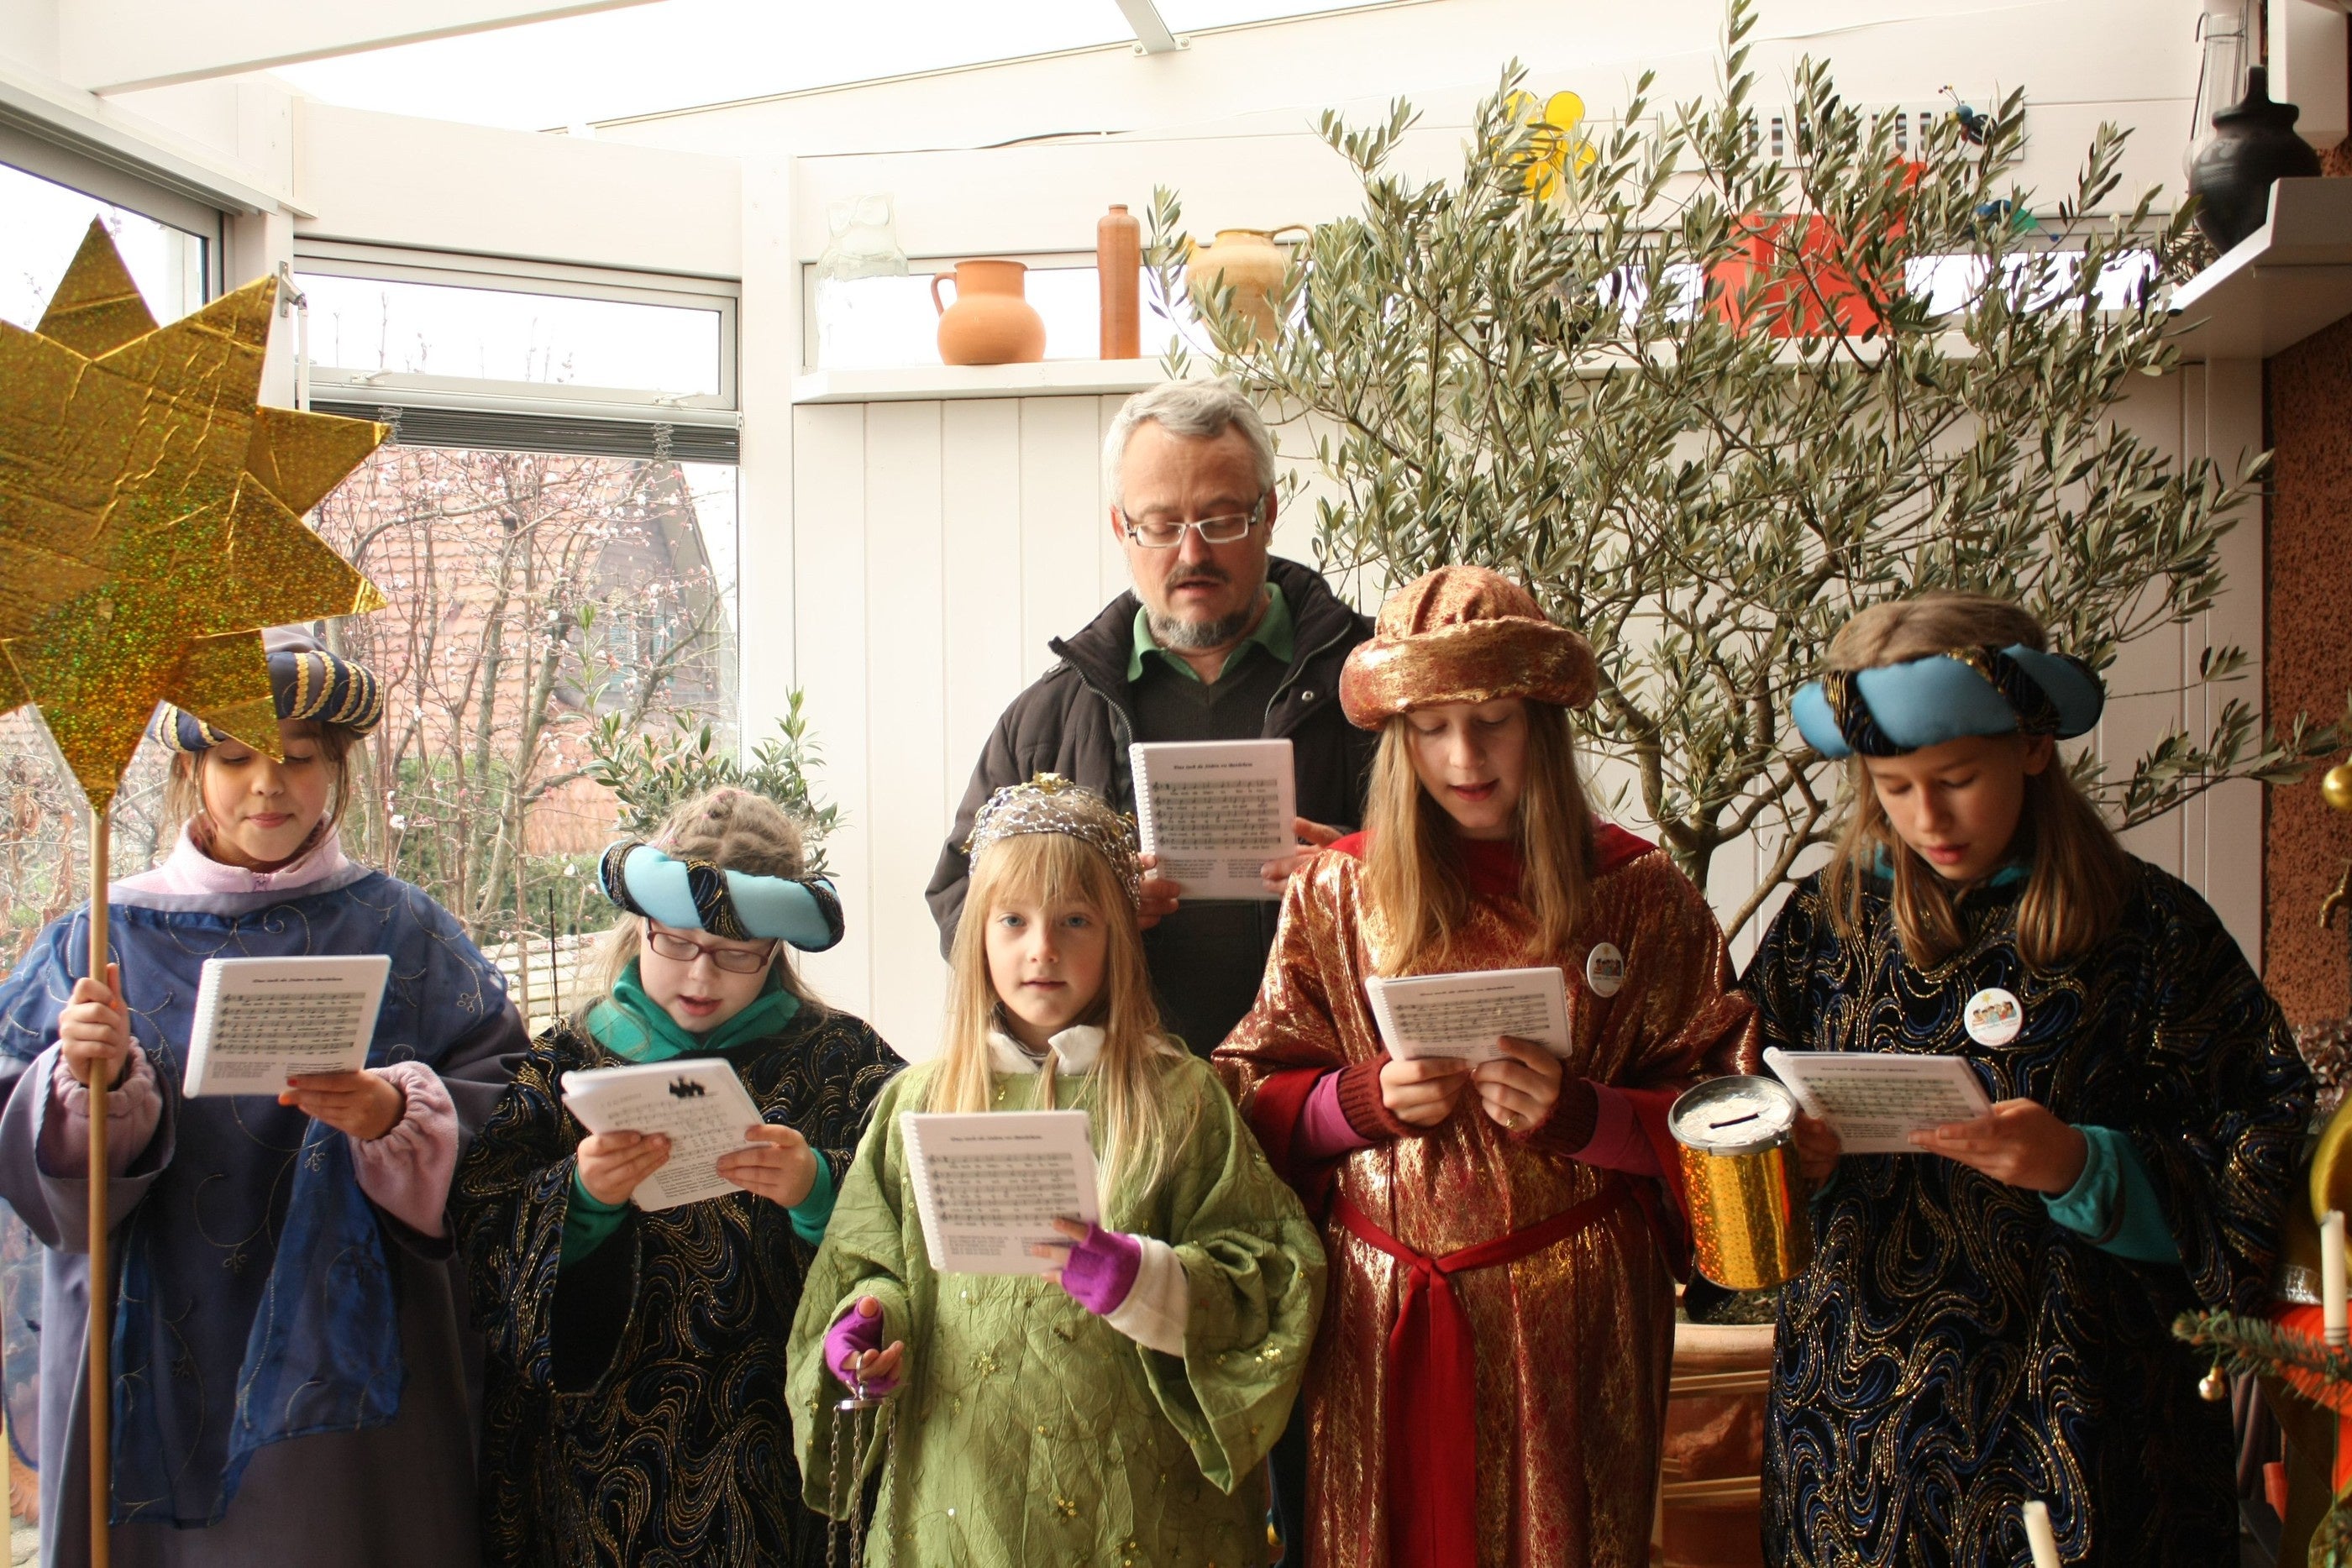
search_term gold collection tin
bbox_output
[1669,1075,1813,1290]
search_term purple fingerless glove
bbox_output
[1056,1223,1142,1317]
[824,1306,895,1395]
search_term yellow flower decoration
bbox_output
[1504,88,1599,202]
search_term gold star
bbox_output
[0,220,386,806]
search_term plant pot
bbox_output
[2189,66,2323,253]
[1184,227,1305,342]
[1708,165,1918,338]
[932,260,1047,365]
[1657,1319,1773,1568]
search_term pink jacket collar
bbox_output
[118,825,352,898]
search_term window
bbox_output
[313,443,738,1015]
[296,269,727,401]
[0,154,216,967]
[294,245,738,438]
[0,158,209,342]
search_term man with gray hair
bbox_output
[927,380,1377,1055]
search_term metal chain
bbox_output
[824,1385,899,1568]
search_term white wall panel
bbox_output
[790,403,873,1020]
[862,401,950,1057]
[942,400,1028,814]
[1017,397,1111,689]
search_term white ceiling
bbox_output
[268,0,1399,132]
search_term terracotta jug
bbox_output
[932,260,1047,365]
[1184,227,1306,342]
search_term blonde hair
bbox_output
[578,787,823,1019]
[1819,593,2130,971]
[165,720,360,852]
[1361,700,1597,973]
[932,830,1194,1203]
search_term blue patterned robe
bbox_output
[1741,862,2308,1567]
[0,865,522,1568]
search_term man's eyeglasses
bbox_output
[1117,495,1269,549]
[643,927,778,973]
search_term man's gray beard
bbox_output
[1149,585,1267,651]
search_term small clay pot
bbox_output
[2189,66,2322,253]
[932,260,1047,365]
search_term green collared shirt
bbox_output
[1127,583,1294,684]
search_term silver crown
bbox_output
[963,774,1142,908]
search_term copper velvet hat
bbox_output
[1338,565,1598,728]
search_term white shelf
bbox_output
[2168,177,2352,361]
[790,359,1172,404]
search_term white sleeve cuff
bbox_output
[1101,1235,1189,1356]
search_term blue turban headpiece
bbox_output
[597,838,846,952]
[1791,643,2103,760]
[152,627,384,753]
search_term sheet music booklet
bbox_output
[1129,739,1296,900]
[183,954,391,1097]
[901,1109,1100,1275]
[559,1057,769,1211]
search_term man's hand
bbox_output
[1472,1036,1563,1131]
[1137,851,1182,931]
[1379,1056,1473,1127]
[1258,818,1345,898]
[1909,1099,2087,1194]
[281,1069,405,1141]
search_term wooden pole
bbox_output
[86,806,111,1568]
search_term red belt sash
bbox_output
[1332,1177,1633,1568]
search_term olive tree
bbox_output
[1151,0,2342,937]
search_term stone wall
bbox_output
[2265,310,2352,1028]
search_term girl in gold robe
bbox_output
[1215,567,1757,1568]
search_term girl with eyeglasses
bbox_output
[454,787,903,1567]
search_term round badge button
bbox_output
[1963,987,2023,1046]
[1585,942,1626,999]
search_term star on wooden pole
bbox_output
[0,219,388,809]
[0,221,390,1567]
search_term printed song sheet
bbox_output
[1130,739,1296,899]
[559,1058,769,1211]
[182,955,391,1097]
[901,1110,1100,1275]
[1364,966,1573,1062]
[1762,1046,1996,1154]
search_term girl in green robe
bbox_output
[788,774,1326,1565]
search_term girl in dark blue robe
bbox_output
[0,632,522,1568]
[1745,595,2309,1566]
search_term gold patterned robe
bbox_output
[1214,827,1757,1568]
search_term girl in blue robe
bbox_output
[0,631,523,1568]
[1744,594,2310,1566]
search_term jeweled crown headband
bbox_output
[1791,643,2104,760]
[597,840,846,952]
[963,773,1143,909]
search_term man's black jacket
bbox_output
[926,555,1377,1053]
